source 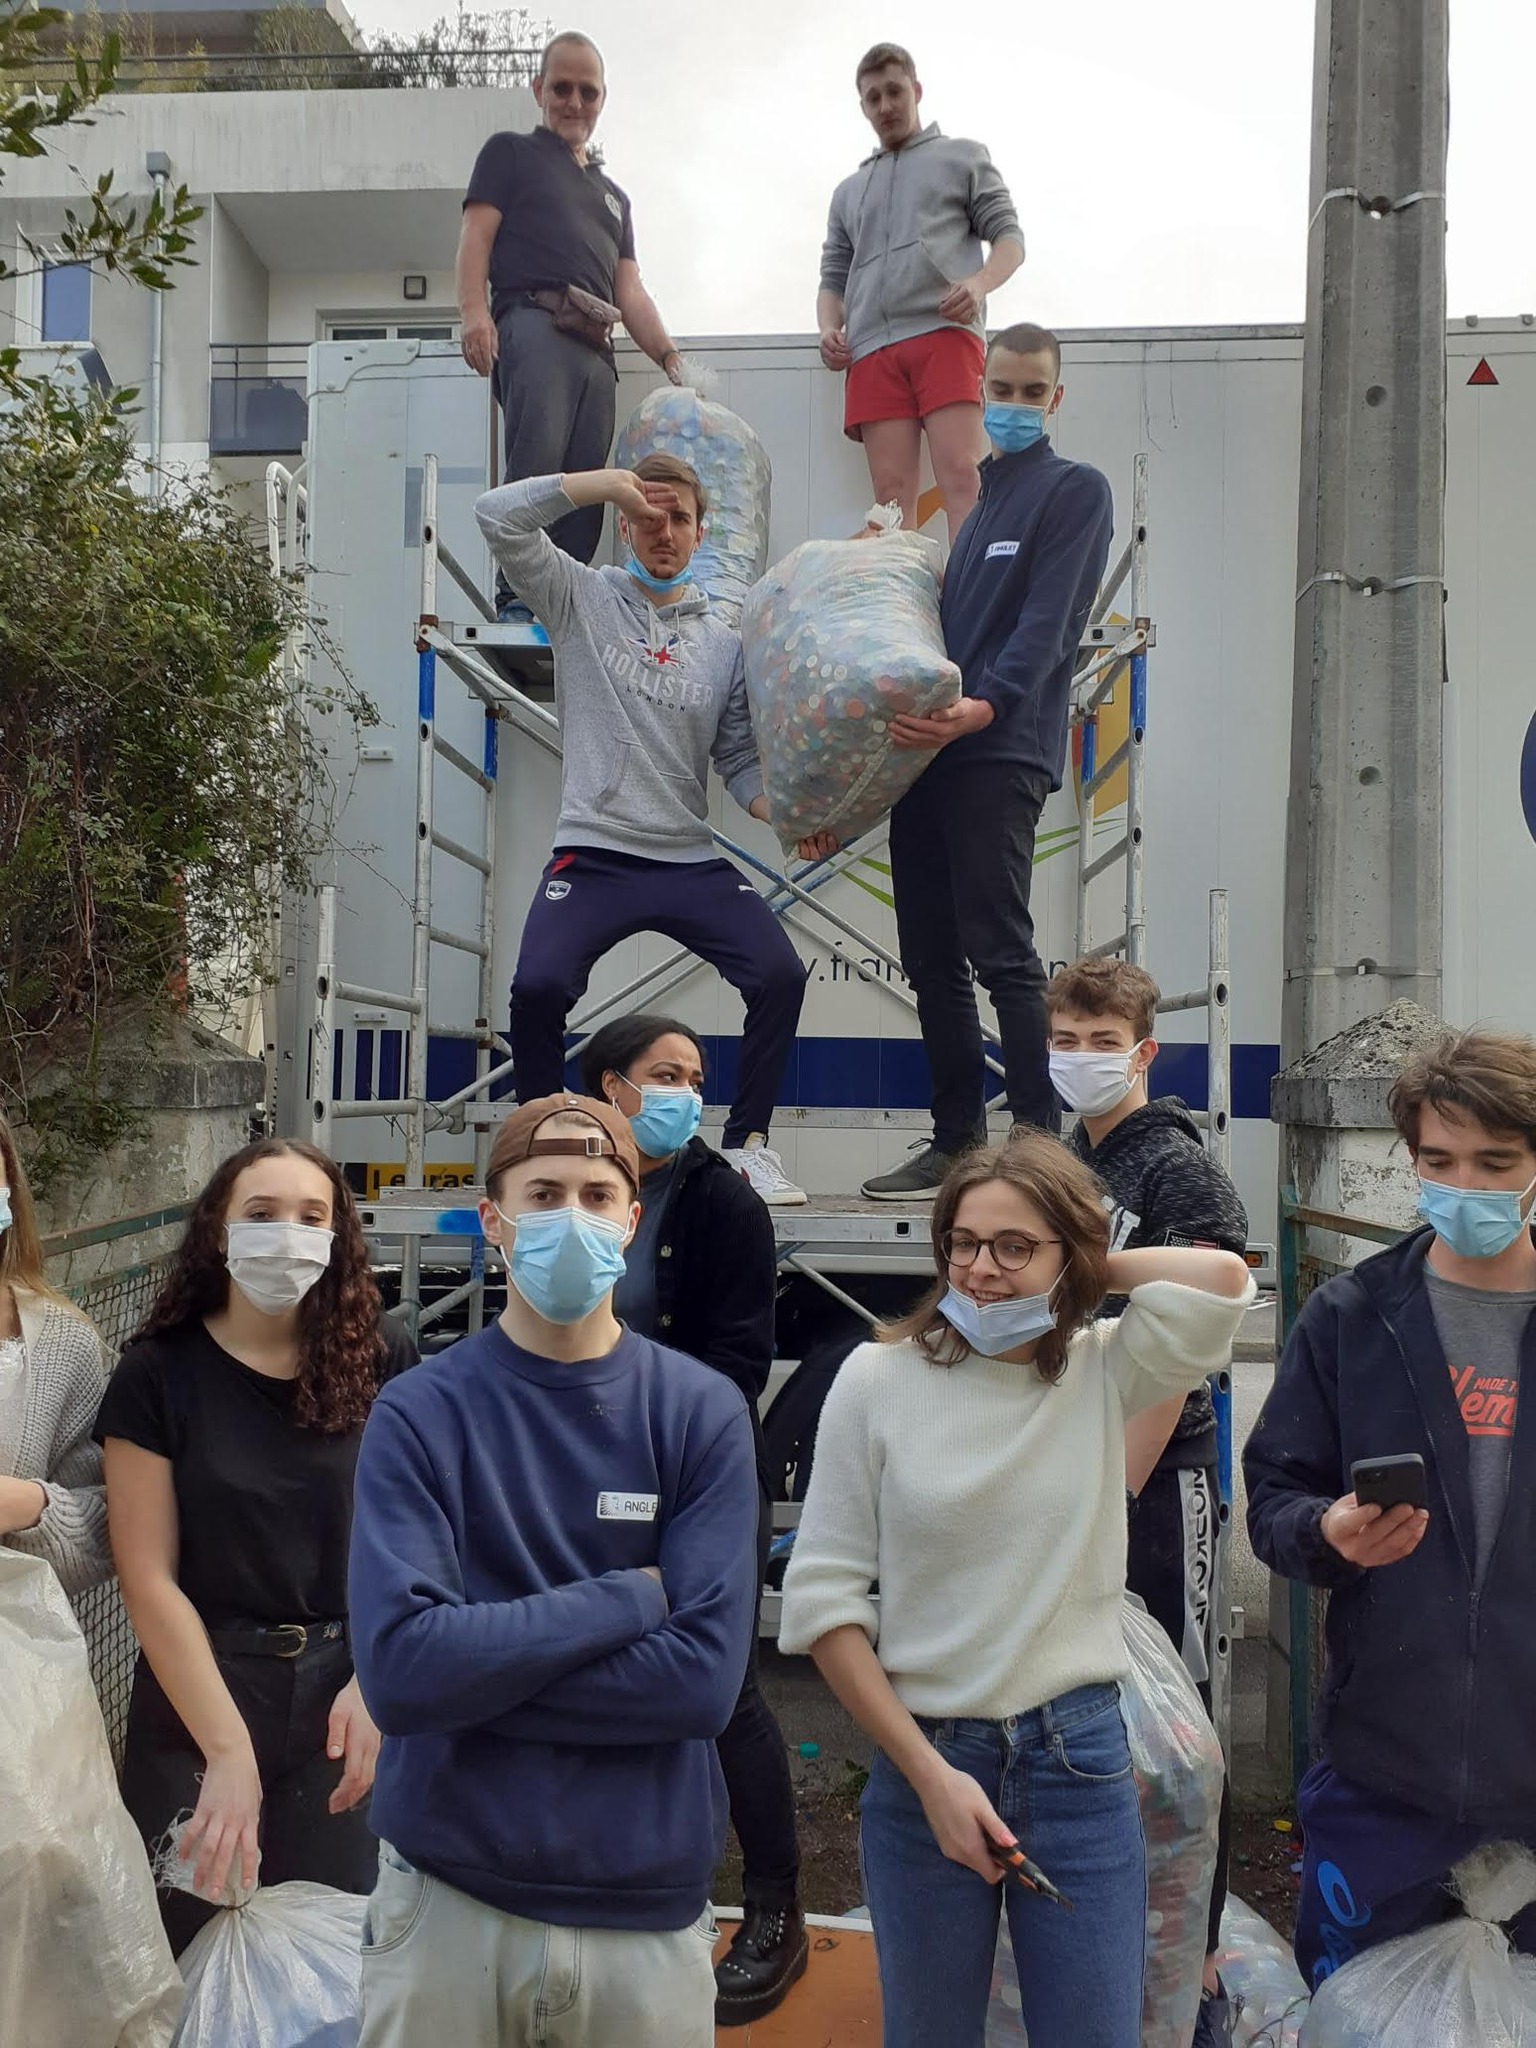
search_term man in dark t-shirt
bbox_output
[457,30,686,612]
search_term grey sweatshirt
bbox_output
[475,478,765,863]
[821,123,1024,363]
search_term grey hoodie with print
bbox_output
[820,122,1024,363]
[474,478,765,864]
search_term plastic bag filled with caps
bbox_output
[613,375,771,626]
[985,1593,1224,2045]
[1299,1843,1536,2048]
[170,1879,366,2048]
[740,511,960,859]
[1215,1897,1309,2047]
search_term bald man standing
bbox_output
[457,31,686,618]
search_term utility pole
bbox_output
[1280,0,1449,1064]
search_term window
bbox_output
[325,319,458,343]
[41,262,92,343]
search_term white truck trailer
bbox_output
[272,318,1536,1303]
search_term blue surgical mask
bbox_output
[983,400,1050,457]
[498,1204,629,1324]
[939,1281,1060,1357]
[625,554,691,598]
[1417,1173,1536,1261]
[0,1192,10,1234]
[612,1081,702,1160]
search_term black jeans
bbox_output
[493,301,617,595]
[1128,1461,1231,1957]
[120,1635,376,1956]
[715,1487,800,1907]
[888,759,1057,1153]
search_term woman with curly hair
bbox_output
[779,1133,1253,2048]
[0,1108,115,1594]
[96,1137,416,1952]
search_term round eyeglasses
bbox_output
[940,1230,1062,1274]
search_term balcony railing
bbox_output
[24,44,543,94]
[209,343,308,457]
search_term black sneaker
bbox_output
[1191,1975,1239,2048]
[714,1900,809,2026]
[861,1142,961,1201]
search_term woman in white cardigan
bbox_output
[0,1111,113,1596]
[779,1131,1253,2048]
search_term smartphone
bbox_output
[1350,1453,1427,1513]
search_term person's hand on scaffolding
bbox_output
[461,307,499,379]
[796,829,840,863]
[890,696,995,750]
[325,1674,382,1814]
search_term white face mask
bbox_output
[1049,1044,1147,1118]
[225,1220,334,1316]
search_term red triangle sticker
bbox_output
[1468,358,1499,386]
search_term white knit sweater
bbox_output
[0,1288,114,1597]
[779,1278,1255,1718]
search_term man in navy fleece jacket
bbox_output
[349,1093,757,2048]
[862,320,1114,1201]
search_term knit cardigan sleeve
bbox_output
[4,1301,113,1597]
[1098,1275,1257,1420]
[777,1341,884,1656]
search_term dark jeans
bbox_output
[493,301,617,596]
[860,1686,1146,2048]
[888,760,1056,1153]
[716,1487,799,1907]
[511,847,807,1147]
[1127,1458,1231,1957]
[120,1637,375,1956]
[1294,1760,1536,1992]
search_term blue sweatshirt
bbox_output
[933,438,1114,788]
[1245,1229,1536,1828]
[348,1321,758,1929]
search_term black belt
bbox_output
[210,1619,347,1660]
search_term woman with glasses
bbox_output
[779,1132,1253,2048]
[579,1013,806,2025]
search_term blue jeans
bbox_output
[860,1682,1147,2048]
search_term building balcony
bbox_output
[209,342,308,456]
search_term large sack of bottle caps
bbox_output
[1299,1844,1536,2048]
[987,1595,1224,2045]
[740,519,960,858]
[614,381,771,626]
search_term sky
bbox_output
[353,0,1535,340]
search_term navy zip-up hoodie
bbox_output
[1245,1228,1536,1827]
[933,437,1114,786]
[348,1321,758,1929]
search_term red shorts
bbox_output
[844,326,986,441]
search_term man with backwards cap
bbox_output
[348,1094,759,2048]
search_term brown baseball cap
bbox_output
[486,1093,640,1195]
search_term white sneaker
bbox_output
[721,1135,807,1207]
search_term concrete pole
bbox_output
[1280,0,1449,1066]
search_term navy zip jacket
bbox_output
[933,437,1114,786]
[349,1321,758,1929]
[1245,1228,1536,1827]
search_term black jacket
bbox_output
[1071,1098,1249,1465]
[647,1138,778,1496]
[1245,1228,1536,1828]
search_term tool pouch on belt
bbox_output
[531,283,621,355]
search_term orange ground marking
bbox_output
[714,1925,882,2044]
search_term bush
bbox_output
[0,380,373,1192]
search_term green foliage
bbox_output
[0,380,375,1191]
[1,0,203,286]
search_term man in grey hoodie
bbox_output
[475,457,810,1207]
[818,42,1025,542]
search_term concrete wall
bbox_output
[210,199,270,346]
[268,266,458,341]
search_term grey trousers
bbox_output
[493,300,617,577]
[357,1843,718,2048]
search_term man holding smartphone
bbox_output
[1246,1029,1536,1990]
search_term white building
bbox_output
[1,4,534,483]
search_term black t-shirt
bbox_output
[463,125,636,320]
[94,1318,416,1628]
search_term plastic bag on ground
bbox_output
[740,522,960,856]
[1299,1843,1536,2048]
[614,382,771,626]
[986,1594,1225,2045]
[1215,1897,1309,2047]
[0,1547,183,2047]
[172,1881,366,2048]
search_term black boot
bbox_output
[713,1898,809,2026]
